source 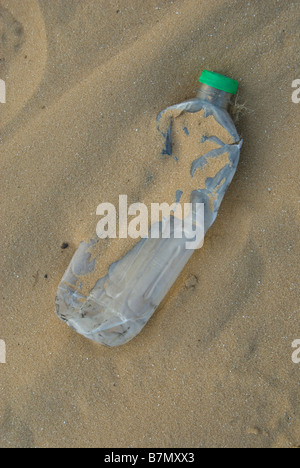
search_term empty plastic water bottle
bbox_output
[56,70,243,347]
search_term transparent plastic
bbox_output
[55,83,243,347]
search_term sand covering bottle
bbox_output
[55,70,243,347]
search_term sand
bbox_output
[0,0,299,448]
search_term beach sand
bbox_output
[0,0,299,448]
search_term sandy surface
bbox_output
[0,0,299,448]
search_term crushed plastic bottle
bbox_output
[55,70,243,347]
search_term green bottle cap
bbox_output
[199,70,239,95]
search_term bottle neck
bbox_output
[196,83,233,109]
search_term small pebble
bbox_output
[185,275,198,289]
[246,427,261,436]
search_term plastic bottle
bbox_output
[55,70,243,347]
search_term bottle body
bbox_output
[56,83,242,347]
